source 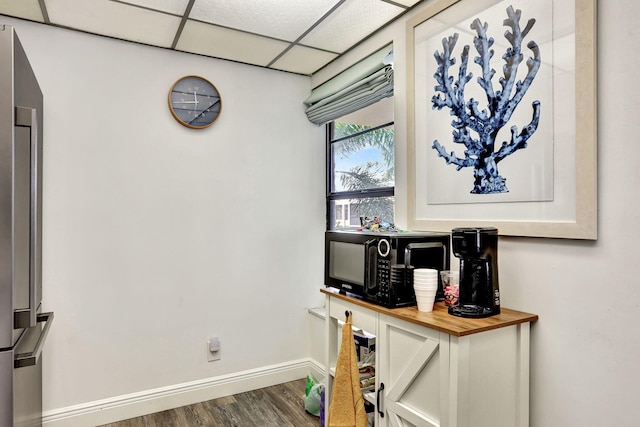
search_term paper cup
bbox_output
[414,271,437,276]
[414,270,438,278]
[415,280,437,286]
[414,280,437,286]
[416,294,436,312]
[414,287,437,294]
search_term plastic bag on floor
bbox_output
[304,373,324,417]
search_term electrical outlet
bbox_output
[207,337,221,362]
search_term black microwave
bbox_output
[325,230,450,308]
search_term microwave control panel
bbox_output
[376,257,391,301]
[366,238,416,308]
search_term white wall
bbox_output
[315,0,640,425]
[1,16,327,416]
[5,0,640,424]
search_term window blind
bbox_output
[304,44,393,126]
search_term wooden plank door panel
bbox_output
[379,314,443,427]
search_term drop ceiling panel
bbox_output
[0,0,44,22]
[45,0,181,47]
[189,0,339,43]
[270,45,338,75]
[176,20,290,66]
[391,0,422,7]
[118,0,190,15]
[0,0,420,75]
[300,0,403,53]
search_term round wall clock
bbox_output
[168,75,221,129]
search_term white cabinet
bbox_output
[322,289,537,427]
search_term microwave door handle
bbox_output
[404,242,443,268]
[14,106,40,329]
[364,239,376,290]
[404,245,411,268]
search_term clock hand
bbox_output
[193,91,199,105]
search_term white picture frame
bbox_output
[406,0,597,239]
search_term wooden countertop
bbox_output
[321,288,538,337]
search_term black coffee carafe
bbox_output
[448,227,500,318]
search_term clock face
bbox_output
[168,75,221,129]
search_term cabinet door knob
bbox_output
[377,382,385,418]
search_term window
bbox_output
[327,97,394,230]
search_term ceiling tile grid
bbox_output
[390,0,422,7]
[189,0,338,43]
[270,44,339,75]
[0,0,419,75]
[118,0,190,16]
[176,20,291,66]
[45,0,182,47]
[299,0,405,53]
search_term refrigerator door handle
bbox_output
[14,106,40,329]
[15,312,53,369]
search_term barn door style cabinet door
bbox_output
[322,289,538,427]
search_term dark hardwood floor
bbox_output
[98,379,319,427]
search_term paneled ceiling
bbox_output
[0,0,422,75]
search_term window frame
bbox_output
[326,120,395,230]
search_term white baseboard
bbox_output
[43,358,325,427]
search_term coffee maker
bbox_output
[448,227,500,318]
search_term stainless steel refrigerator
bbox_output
[0,25,53,427]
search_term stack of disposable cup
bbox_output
[413,268,439,312]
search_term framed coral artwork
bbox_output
[406,0,597,239]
